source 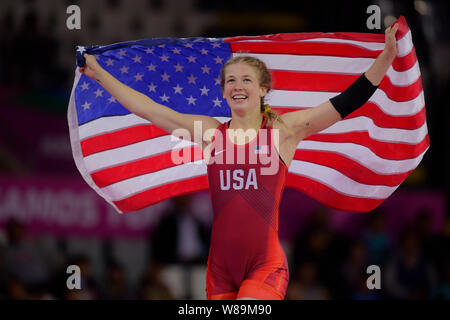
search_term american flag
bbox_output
[68,16,429,213]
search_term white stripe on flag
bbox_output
[321,118,428,144]
[289,160,397,199]
[100,160,207,201]
[297,140,428,174]
[234,38,386,51]
[84,135,195,173]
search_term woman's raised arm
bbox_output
[79,53,220,144]
[279,23,399,143]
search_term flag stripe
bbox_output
[295,150,413,186]
[229,41,382,58]
[267,88,424,114]
[113,175,209,212]
[102,160,206,201]
[81,124,168,157]
[297,140,428,175]
[91,146,203,188]
[271,70,422,101]
[306,131,430,160]
[285,174,384,212]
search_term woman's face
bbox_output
[222,62,267,114]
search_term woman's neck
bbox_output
[229,111,264,131]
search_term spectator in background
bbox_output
[286,261,330,300]
[100,260,132,299]
[292,207,347,298]
[361,209,391,266]
[3,219,50,297]
[340,239,369,299]
[150,195,210,299]
[384,228,438,299]
[138,261,174,300]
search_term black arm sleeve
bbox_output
[329,73,378,119]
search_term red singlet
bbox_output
[206,117,289,300]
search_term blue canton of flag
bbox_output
[75,38,232,126]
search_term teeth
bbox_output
[233,95,247,99]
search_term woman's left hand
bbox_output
[383,23,399,60]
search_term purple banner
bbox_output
[0,175,446,240]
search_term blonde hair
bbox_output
[220,56,291,132]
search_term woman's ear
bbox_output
[260,86,268,97]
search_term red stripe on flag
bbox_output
[392,47,418,72]
[345,103,427,130]
[81,124,168,157]
[228,41,382,58]
[271,70,422,102]
[294,149,412,186]
[305,132,429,160]
[91,146,203,188]
[272,105,426,131]
[285,174,384,212]
[113,175,209,212]
[379,75,423,102]
[271,71,359,92]
[226,32,385,43]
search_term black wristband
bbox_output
[329,73,378,119]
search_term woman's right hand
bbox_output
[78,53,104,80]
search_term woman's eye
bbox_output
[244,79,251,83]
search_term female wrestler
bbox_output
[79,23,399,299]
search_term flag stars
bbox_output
[118,49,126,57]
[94,89,104,98]
[106,59,114,66]
[214,77,221,85]
[173,84,183,94]
[161,72,171,82]
[186,96,197,105]
[185,43,194,48]
[120,66,129,74]
[77,46,86,55]
[133,55,142,63]
[201,64,211,74]
[160,93,170,102]
[134,73,143,81]
[108,96,117,103]
[213,97,222,107]
[145,48,154,54]
[200,86,210,96]
[158,44,166,48]
[212,43,221,48]
[214,56,224,64]
[148,83,157,92]
[80,82,90,91]
[160,54,169,62]
[187,56,196,63]
[172,48,181,54]
[187,74,197,84]
[174,64,184,72]
[81,101,91,110]
[200,48,209,55]
[146,64,156,72]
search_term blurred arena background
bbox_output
[0,0,449,300]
